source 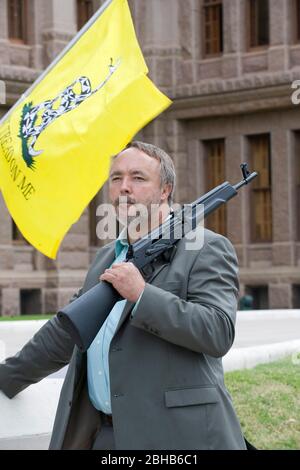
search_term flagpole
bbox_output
[0,0,114,126]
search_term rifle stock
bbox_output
[58,281,121,351]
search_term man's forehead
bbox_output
[110,148,160,172]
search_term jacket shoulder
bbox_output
[203,229,236,251]
[179,227,237,258]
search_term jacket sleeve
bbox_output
[0,291,81,399]
[130,235,239,357]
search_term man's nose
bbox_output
[120,177,132,194]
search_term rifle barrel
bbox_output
[234,172,258,191]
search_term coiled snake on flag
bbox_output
[19,59,121,169]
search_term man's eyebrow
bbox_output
[110,169,148,177]
[130,169,148,176]
[109,170,122,177]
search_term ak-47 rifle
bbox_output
[57,163,257,352]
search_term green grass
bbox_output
[0,314,54,321]
[225,356,300,450]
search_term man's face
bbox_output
[109,147,170,228]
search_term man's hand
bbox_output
[100,262,145,302]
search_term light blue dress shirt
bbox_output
[87,231,140,415]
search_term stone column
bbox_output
[268,0,288,72]
[137,0,180,88]
[128,0,147,46]
[237,0,248,53]
[164,119,190,204]
[44,287,58,314]
[28,0,47,69]
[0,0,9,64]
[222,0,241,78]
[42,0,77,66]
[175,0,195,87]
[2,288,19,316]
[56,210,90,271]
[269,283,293,309]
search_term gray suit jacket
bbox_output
[0,229,246,450]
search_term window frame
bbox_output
[12,219,28,245]
[203,138,227,236]
[294,0,300,43]
[249,134,273,243]
[89,195,99,247]
[202,0,224,58]
[245,285,269,309]
[295,131,300,241]
[77,0,94,31]
[247,0,270,51]
[297,163,300,242]
[7,0,29,44]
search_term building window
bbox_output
[7,0,28,43]
[77,0,94,30]
[295,140,300,241]
[296,133,300,240]
[203,0,223,57]
[296,154,300,241]
[89,195,98,246]
[245,285,269,309]
[249,134,272,243]
[204,139,227,236]
[20,289,42,315]
[248,0,269,49]
[295,0,300,42]
[12,220,27,244]
[292,285,300,308]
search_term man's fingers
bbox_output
[100,272,117,282]
[110,262,128,269]
[110,262,135,270]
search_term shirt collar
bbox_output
[114,212,173,258]
[114,227,129,258]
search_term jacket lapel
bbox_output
[82,243,115,293]
[95,246,115,279]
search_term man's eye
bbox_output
[134,177,144,181]
[111,177,121,181]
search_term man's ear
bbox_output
[160,183,172,203]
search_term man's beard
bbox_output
[114,196,138,226]
[114,196,162,236]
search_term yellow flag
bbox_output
[0,0,171,259]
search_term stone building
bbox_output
[0,0,299,315]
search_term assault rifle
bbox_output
[57,163,257,352]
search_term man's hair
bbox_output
[122,141,176,205]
